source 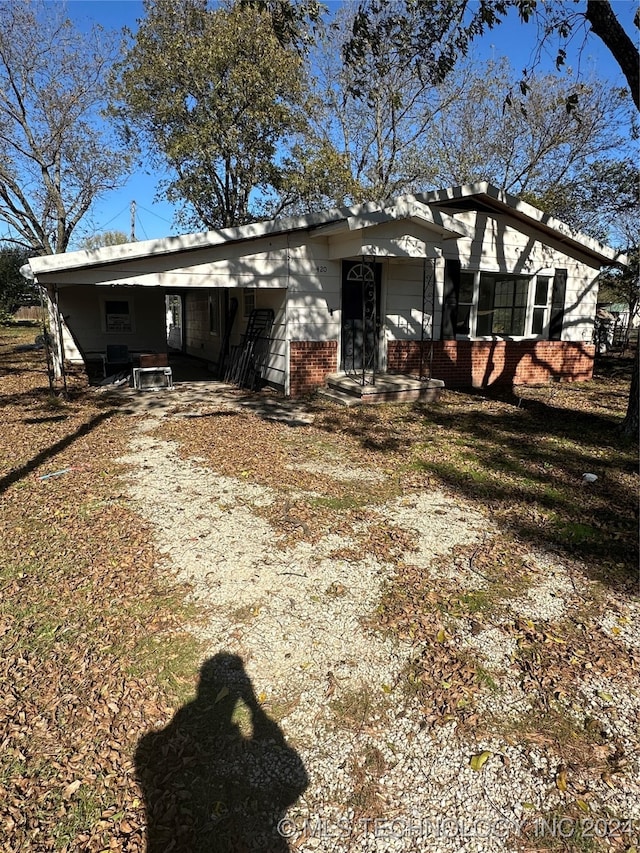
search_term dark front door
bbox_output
[341,260,381,372]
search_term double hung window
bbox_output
[242,288,255,319]
[456,271,556,338]
[455,272,475,335]
[477,274,530,336]
[532,276,551,335]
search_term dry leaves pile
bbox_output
[0,329,199,851]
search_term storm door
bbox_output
[341,260,381,377]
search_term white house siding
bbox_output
[384,258,436,344]
[325,219,441,262]
[286,240,341,345]
[560,264,599,344]
[27,188,613,392]
[285,232,446,383]
[437,211,602,344]
[56,285,166,362]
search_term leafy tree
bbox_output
[523,158,639,245]
[0,0,133,254]
[307,6,473,204]
[276,139,359,215]
[313,10,633,223]
[113,0,312,229]
[422,59,634,235]
[240,0,323,50]
[78,231,130,251]
[348,0,639,438]
[347,1,639,110]
[0,244,35,320]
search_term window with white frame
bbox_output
[456,272,475,335]
[456,271,553,338]
[532,276,551,335]
[477,274,530,336]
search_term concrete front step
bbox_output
[316,387,364,406]
[323,373,444,404]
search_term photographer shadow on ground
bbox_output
[135,653,308,852]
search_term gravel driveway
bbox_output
[117,387,640,853]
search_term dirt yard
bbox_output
[1,325,638,852]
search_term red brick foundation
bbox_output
[387,340,596,388]
[289,340,338,396]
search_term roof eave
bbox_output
[27,206,358,279]
[422,182,627,266]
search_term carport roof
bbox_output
[26,196,466,282]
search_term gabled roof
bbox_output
[24,182,625,281]
[420,182,627,267]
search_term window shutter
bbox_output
[549,269,567,341]
[442,259,461,340]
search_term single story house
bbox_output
[23,182,626,397]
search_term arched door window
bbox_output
[341,260,381,375]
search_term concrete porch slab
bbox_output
[324,373,445,404]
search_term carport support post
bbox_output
[51,285,68,397]
[38,284,55,393]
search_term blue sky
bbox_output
[65,0,636,245]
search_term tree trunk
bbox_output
[585,0,639,110]
[620,345,639,440]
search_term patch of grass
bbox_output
[452,589,496,615]
[475,664,501,693]
[52,788,104,849]
[329,685,390,732]
[307,493,369,511]
[519,805,632,853]
[499,705,595,753]
[345,742,387,817]
[553,520,601,546]
[315,378,637,590]
[230,696,254,738]
[230,602,263,624]
[127,632,205,705]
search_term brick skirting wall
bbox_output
[289,340,338,396]
[387,340,596,388]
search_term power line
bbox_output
[136,203,175,225]
[136,213,150,241]
[94,204,130,232]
